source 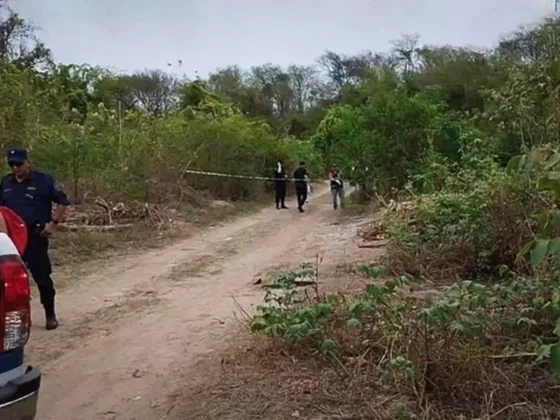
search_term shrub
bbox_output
[385,171,547,280]
[249,264,560,418]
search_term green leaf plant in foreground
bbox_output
[511,150,560,373]
[511,150,560,270]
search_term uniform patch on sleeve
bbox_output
[53,180,64,192]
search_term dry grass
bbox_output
[171,323,560,420]
[167,334,393,420]
[48,196,262,289]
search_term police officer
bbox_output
[293,161,309,213]
[0,148,70,330]
[273,160,288,210]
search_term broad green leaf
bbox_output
[553,211,560,230]
[544,152,560,170]
[536,211,552,225]
[550,343,560,374]
[506,155,524,172]
[542,219,554,237]
[554,318,560,337]
[550,238,560,262]
[530,239,550,268]
[547,171,560,180]
[537,176,560,197]
[537,344,551,361]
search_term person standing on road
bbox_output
[293,162,308,213]
[273,160,288,210]
[0,148,70,330]
[331,169,344,210]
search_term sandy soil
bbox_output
[26,185,373,420]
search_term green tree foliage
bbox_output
[0,5,321,206]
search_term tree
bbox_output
[208,66,270,117]
[497,18,560,64]
[288,64,319,112]
[390,34,421,75]
[414,46,493,111]
[100,70,181,115]
[0,3,51,68]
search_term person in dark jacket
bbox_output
[330,169,344,210]
[0,148,70,330]
[293,162,308,213]
[273,160,288,209]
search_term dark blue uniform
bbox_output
[0,170,70,314]
[273,163,288,209]
[293,165,308,212]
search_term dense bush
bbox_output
[312,86,441,194]
[386,172,546,280]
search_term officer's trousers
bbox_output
[295,184,307,210]
[23,232,56,316]
[274,181,287,208]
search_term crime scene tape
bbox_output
[180,168,332,183]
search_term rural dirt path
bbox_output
[26,185,370,420]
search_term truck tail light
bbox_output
[0,257,31,352]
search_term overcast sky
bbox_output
[12,0,555,77]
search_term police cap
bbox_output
[7,148,29,165]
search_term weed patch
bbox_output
[246,264,560,419]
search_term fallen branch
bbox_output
[358,242,386,249]
[262,280,318,289]
[488,402,528,419]
[485,352,538,360]
[94,196,112,224]
[59,223,134,232]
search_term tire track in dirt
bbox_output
[26,185,372,420]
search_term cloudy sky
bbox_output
[13,0,555,77]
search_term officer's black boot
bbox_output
[44,303,59,331]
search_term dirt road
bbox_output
[27,186,368,420]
